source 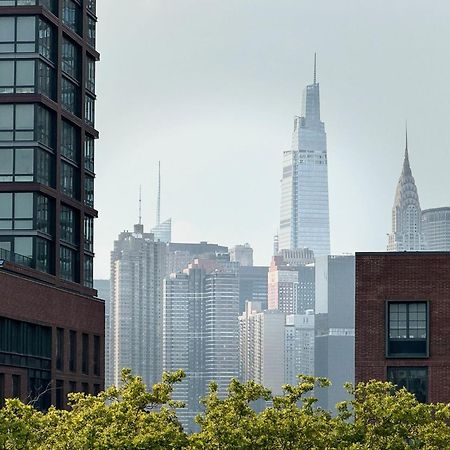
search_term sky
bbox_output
[93,0,450,279]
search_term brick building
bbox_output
[355,252,450,403]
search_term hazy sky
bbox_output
[94,0,450,279]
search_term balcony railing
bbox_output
[0,247,34,268]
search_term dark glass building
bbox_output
[0,0,103,410]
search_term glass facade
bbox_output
[0,0,98,288]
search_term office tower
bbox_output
[238,302,286,395]
[314,255,355,410]
[238,265,268,313]
[166,241,228,276]
[151,161,171,243]
[285,312,315,385]
[229,243,253,266]
[110,223,166,388]
[94,279,110,386]
[163,256,239,431]
[0,0,103,410]
[356,252,450,403]
[422,207,450,251]
[387,134,424,251]
[279,55,330,255]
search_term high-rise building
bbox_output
[238,265,268,313]
[0,0,103,410]
[422,207,450,251]
[109,224,166,388]
[239,302,286,395]
[314,255,355,410]
[387,134,424,251]
[279,56,330,255]
[356,252,450,403]
[151,161,171,243]
[229,243,253,267]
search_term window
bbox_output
[69,331,76,372]
[93,335,100,376]
[60,245,76,282]
[56,328,64,371]
[0,374,4,407]
[387,302,428,357]
[36,194,52,234]
[82,333,89,375]
[0,147,33,182]
[55,379,64,409]
[84,254,93,288]
[0,0,56,12]
[86,57,95,93]
[36,105,54,148]
[61,120,79,162]
[0,192,32,230]
[0,60,34,94]
[60,205,77,244]
[69,381,77,393]
[37,60,55,99]
[87,0,96,14]
[62,38,80,80]
[0,104,34,141]
[387,367,428,403]
[62,0,82,35]
[81,382,89,394]
[84,175,94,207]
[0,16,35,54]
[87,17,96,48]
[84,215,93,251]
[35,237,51,273]
[36,148,52,186]
[60,162,77,198]
[12,374,20,398]
[84,134,94,172]
[37,18,54,61]
[61,77,79,116]
[85,95,95,126]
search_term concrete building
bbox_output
[229,243,253,267]
[238,265,268,313]
[387,134,424,251]
[314,255,355,410]
[239,302,286,395]
[110,224,166,388]
[422,207,450,251]
[356,252,450,404]
[0,0,103,410]
[279,55,330,255]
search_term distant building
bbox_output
[314,255,355,410]
[109,224,166,388]
[230,243,253,266]
[151,218,172,243]
[355,252,450,404]
[94,280,111,386]
[239,302,286,395]
[238,265,269,313]
[387,134,424,251]
[285,312,315,385]
[279,56,330,255]
[422,208,450,251]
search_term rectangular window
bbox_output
[61,120,79,162]
[60,245,76,282]
[60,162,76,198]
[84,215,93,251]
[69,330,77,372]
[86,57,95,93]
[387,301,428,357]
[0,147,37,183]
[0,60,36,94]
[81,382,89,394]
[38,18,54,61]
[84,95,95,126]
[0,0,56,11]
[87,0,96,14]
[61,77,80,116]
[60,205,77,244]
[36,105,54,149]
[36,148,52,186]
[36,194,52,234]
[62,37,80,80]
[0,373,4,407]
[84,175,94,208]
[62,0,82,35]
[69,381,77,393]
[37,60,55,99]
[35,237,51,273]
[0,16,37,54]
[84,135,94,172]
[82,333,89,375]
[87,17,96,48]
[55,379,64,409]
[93,384,100,396]
[0,192,34,230]
[84,254,93,288]
[12,374,21,398]
[56,328,64,371]
[93,335,100,376]
[387,367,428,403]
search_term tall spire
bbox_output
[156,161,161,226]
[403,124,411,175]
[138,185,142,225]
[313,53,317,85]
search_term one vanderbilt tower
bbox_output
[279,55,331,255]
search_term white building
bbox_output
[229,243,253,267]
[279,56,331,256]
[422,207,450,251]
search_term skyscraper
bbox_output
[422,207,450,251]
[387,133,424,251]
[0,0,103,410]
[279,55,330,255]
[109,223,166,388]
[229,243,253,266]
[151,161,171,243]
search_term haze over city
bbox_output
[93,0,450,278]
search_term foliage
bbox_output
[0,370,449,449]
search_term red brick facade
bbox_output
[355,252,450,403]
[0,267,104,408]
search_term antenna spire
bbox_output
[156,161,161,226]
[313,53,317,84]
[139,185,142,225]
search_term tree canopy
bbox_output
[0,370,449,449]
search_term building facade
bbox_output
[109,224,166,388]
[229,243,253,267]
[355,252,450,404]
[238,265,268,313]
[422,207,450,251]
[0,0,103,410]
[279,57,330,255]
[387,137,424,251]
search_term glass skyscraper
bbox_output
[279,57,330,256]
